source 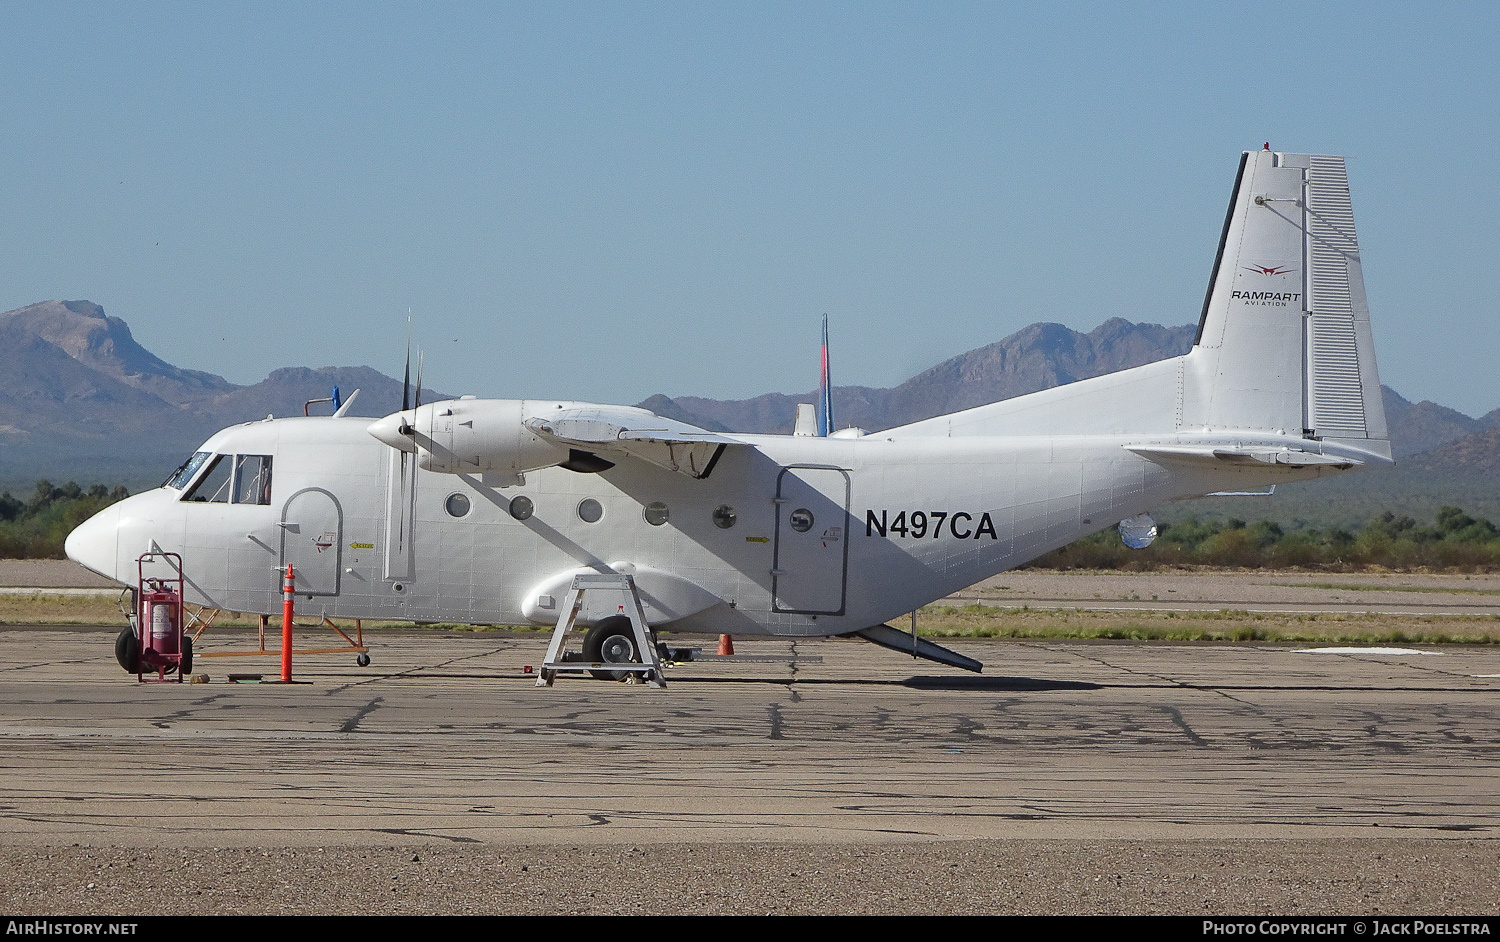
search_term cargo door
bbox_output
[772,466,850,615]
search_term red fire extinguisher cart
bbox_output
[134,552,191,683]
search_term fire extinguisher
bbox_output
[128,552,190,681]
[140,580,181,662]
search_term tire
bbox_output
[582,616,641,681]
[114,627,140,674]
[178,634,193,675]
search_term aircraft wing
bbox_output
[523,406,744,478]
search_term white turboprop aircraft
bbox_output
[67,149,1389,677]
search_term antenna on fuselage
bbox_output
[331,389,361,418]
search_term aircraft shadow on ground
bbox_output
[676,674,1104,691]
[900,675,1102,692]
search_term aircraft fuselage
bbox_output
[67,407,1329,640]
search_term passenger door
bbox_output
[280,488,343,596]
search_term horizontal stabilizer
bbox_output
[1125,444,1361,469]
[852,624,983,673]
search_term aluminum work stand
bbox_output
[536,573,666,688]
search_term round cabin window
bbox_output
[444,493,471,518]
[578,498,604,523]
[712,505,737,529]
[789,508,814,532]
[643,501,669,526]
[509,496,534,520]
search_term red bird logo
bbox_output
[1244,265,1295,276]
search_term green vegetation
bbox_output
[1164,468,1500,534]
[0,481,130,558]
[1029,505,1500,573]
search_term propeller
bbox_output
[398,311,415,435]
[392,316,421,564]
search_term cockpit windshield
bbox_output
[183,455,232,503]
[178,452,274,504]
[165,451,212,490]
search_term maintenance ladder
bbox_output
[537,573,665,688]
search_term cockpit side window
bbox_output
[233,455,273,505]
[182,455,232,503]
[166,452,212,490]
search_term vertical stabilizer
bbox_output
[1185,149,1386,443]
[793,402,818,436]
[817,314,834,436]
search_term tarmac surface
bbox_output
[3,560,1500,914]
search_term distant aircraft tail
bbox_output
[817,314,833,436]
[888,149,1389,459]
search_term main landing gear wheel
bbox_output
[114,627,140,674]
[582,616,643,682]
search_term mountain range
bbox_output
[647,321,1500,461]
[3,299,1494,526]
[0,300,451,489]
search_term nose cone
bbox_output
[65,501,123,583]
[368,412,417,453]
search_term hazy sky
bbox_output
[4,2,1496,414]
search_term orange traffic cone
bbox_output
[717,634,734,656]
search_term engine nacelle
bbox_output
[370,399,577,482]
[422,399,580,478]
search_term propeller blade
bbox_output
[401,312,413,413]
[396,449,411,550]
[414,350,424,412]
